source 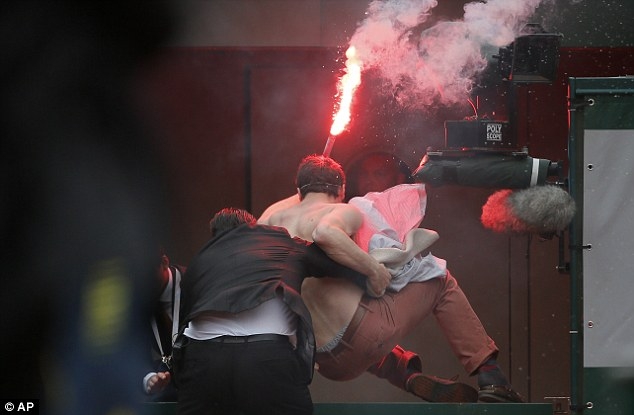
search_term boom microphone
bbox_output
[413,153,559,189]
[481,185,576,235]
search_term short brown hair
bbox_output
[209,207,256,236]
[296,154,345,199]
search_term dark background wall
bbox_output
[136,0,634,404]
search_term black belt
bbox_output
[209,334,288,344]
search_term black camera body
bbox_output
[444,119,514,150]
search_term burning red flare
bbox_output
[330,46,362,135]
[323,46,362,156]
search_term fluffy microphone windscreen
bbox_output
[481,185,576,234]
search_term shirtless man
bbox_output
[258,154,523,403]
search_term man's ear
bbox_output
[296,188,303,200]
[338,184,346,201]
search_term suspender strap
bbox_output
[171,266,181,344]
[152,266,182,356]
[151,318,165,357]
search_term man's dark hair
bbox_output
[296,154,345,199]
[209,207,256,236]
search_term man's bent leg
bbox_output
[317,279,444,381]
[317,276,497,377]
[318,277,457,380]
[433,272,525,402]
[432,271,499,375]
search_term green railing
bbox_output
[142,402,553,415]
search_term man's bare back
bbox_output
[259,192,388,348]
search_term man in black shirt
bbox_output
[174,208,374,415]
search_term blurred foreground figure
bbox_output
[0,1,175,414]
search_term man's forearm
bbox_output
[312,223,382,279]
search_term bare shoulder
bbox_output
[258,194,300,224]
[319,202,363,231]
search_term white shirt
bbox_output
[184,297,297,340]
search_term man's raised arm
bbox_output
[312,204,391,296]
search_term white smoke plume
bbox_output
[348,0,548,109]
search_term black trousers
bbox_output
[175,337,313,415]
